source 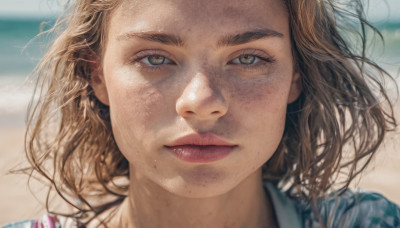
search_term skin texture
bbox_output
[92,0,301,227]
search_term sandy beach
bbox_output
[0,126,47,224]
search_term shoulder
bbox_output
[2,215,76,228]
[300,190,400,227]
[265,183,400,228]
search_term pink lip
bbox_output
[165,133,237,163]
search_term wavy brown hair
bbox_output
[25,0,397,225]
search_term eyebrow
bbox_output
[116,28,283,47]
[217,29,284,46]
[117,32,185,46]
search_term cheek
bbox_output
[107,79,166,160]
[111,83,161,124]
[234,75,289,122]
[231,73,291,152]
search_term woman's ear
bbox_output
[89,59,110,106]
[287,71,302,104]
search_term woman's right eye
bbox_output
[140,55,174,66]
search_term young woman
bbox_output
[5,0,399,227]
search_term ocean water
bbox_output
[373,22,400,73]
[0,17,399,127]
[0,17,54,126]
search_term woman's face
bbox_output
[94,0,301,197]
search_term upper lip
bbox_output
[165,133,236,147]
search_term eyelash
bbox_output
[130,50,176,72]
[228,49,276,70]
[130,49,275,72]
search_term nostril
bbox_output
[211,111,220,115]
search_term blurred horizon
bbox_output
[0,0,400,22]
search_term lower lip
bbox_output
[166,145,235,163]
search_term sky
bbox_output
[0,0,63,17]
[0,0,399,21]
[366,0,400,22]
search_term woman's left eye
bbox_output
[230,54,261,65]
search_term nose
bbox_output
[176,72,228,120]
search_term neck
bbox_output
[113,167,277,228]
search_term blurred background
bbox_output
[0,0,399,225]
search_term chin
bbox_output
[160,167,242,198]
[166,182,235,199]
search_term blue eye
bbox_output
[142,55,173,65]
[231,54,260,65]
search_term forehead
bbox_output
[109,0,289,39]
